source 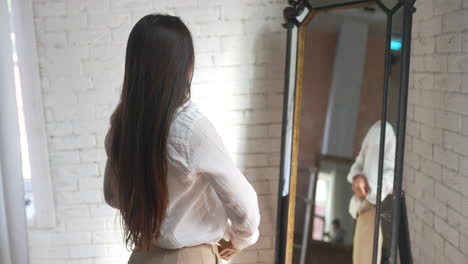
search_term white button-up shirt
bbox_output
[347,121,396,218]
[104,102,260,250]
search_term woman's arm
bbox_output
[347,144,366,183]
[188,117,261,251]
[366,123,396,203]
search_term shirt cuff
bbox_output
[230,229,260,251]
[366,191,377,205]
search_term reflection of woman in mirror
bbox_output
[347,121,396,264]
[103,14,260,264]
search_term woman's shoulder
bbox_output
[170,101,207,140]
[365,120,396,146]
[167,102,206,170]
[174,101,205,126]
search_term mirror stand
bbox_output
[397,191,413,264]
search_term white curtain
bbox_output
[11,0,55,229]
[0,0,29,263]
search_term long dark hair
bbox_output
[107,14,194,250]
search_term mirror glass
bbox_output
[379,6,404,262]
[291,3,400,264]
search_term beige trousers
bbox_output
[128,244,221,264]
[353,200,383,264]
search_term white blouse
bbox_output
[104,102,260,250]
[347,121,396,218]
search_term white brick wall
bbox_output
[30,0,286,263]
[406,0,468,263]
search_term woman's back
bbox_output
[103,14,260,263]
[105,102,260,249]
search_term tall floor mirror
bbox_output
[275,1,416,264]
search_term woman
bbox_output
[103,14,260,263]
[347,121,395,264]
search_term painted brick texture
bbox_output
[29,0,286,263]
[31,0,468,263]
[406,0,468,263]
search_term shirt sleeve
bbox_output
[365,124,396,204]
[347,140,367,183]
[187,117,261,250]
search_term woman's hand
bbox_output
[217,239,239,261]
[352,175,369,199]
